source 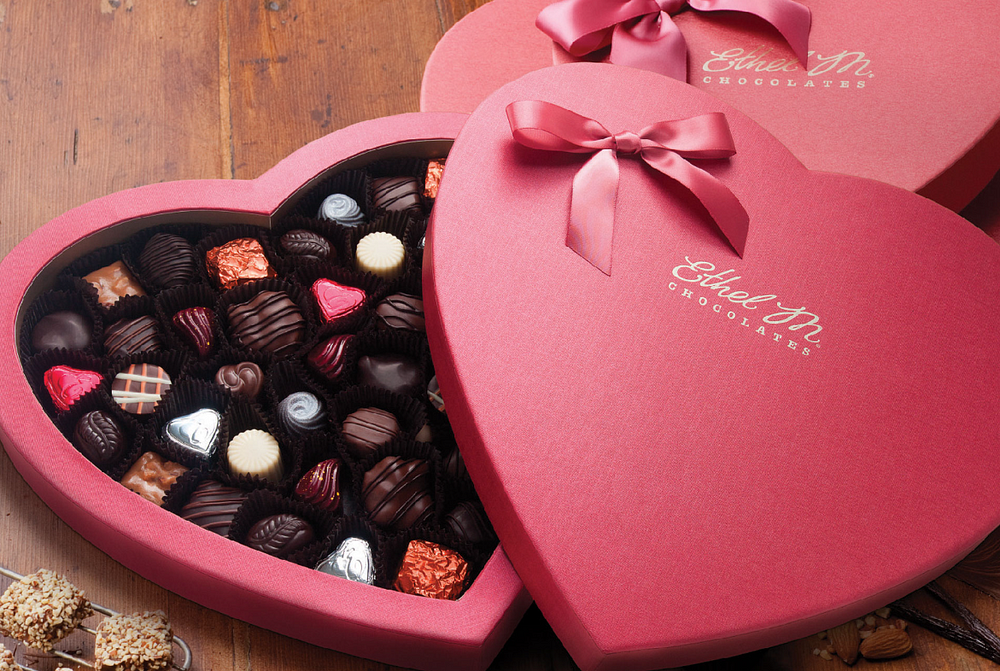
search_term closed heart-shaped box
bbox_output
[0,113,531,671]
[421,0,1000,212]
[423,63,1000,670]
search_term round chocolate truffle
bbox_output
[31,311,92,352]
[277,391,327,436]
[138,233,197,289]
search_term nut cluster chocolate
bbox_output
[21,156,491,601]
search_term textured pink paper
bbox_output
[424,63,1000,671]
[0,113,531,671]
[421,0,1000,212]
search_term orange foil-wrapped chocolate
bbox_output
[423,159,445,199]
[205,238,277,290]
[393,539,469,600]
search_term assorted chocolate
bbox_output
[21,157,485,600]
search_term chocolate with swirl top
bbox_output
[375,293,424,332]
[214,362,264,399]
[103,316,162,358]
[317,193,364,227]
[226,290,305,356]
[362,456,433,530]
[277,392,326,436]
[179,480,247,536]
[371,177,422,214]
[138,233,197,289]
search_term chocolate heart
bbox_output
[163,408,221,460]
[43,365,103,412]
[316,537,374,584]
[426,65,1000,669]
[310,278,365,323]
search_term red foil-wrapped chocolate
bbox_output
[205,238,277,290]
[424,159,445,198]
[295,459,341,512]
[43,365,104,412]
[392,540,469,600]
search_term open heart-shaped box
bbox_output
[423,63,1000,670]
[420,0,1000,212]
[0,113,531,671]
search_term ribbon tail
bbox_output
[537,0,661,56]
[690,0,812,65]
[609,12,689,81]
[568,149,620,275]
[642,146,748,257]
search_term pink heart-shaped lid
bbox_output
[420,0,1000,212]
[424,63,1000,670]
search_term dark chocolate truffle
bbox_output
[279,229,335,261]
[73,410,126,466]
[371,176,422,213]
[277,392,326,436]
[103,316,162,358]
[358,353,422,397]
[443,447,467,480]
[172,307,216,358]
[179,480,247,536]
[375,293,424,332]
[31,311,92,352]
[445,502,494,545]
[362,456,433,530]
[246,514,314,558]
[214,362,264,399]
[341,407,400,460]
[138,233,197,289]
[227,290,305,356]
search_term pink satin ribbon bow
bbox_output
[506,100,748,274]
[537,0,811,81]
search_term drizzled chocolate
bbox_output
[103,316,162,358]
[362,456,433,531]
[139,233,197,289]
[227,290,305,356]
[179,480,247,536]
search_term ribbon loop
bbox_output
[537,0,811,82]
[506,100,749,275]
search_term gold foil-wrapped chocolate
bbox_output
[205,238,277,290]
[392,539,468,600]
[423,159,445,198]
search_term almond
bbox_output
[859,628,912,660]
[829,622,861,664]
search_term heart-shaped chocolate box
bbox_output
[424,64,1000,670]
[0,113,530,671]
[421,0,1000,212]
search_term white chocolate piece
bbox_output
[355,232,405,279]
[318,193,364,226]
[227,429,283,482]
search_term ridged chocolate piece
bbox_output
[443,447,467,480]
[279,229,335,261]
[371,176,422,214]
[362,456,433,530]
[111,363,171,414]
[306,334,353,381]
[246,513,314,558]
[103,316,162,358]
[172,307,216,358]
[120,451,188,506]
[393,540,468,600]
[317,193,364,226]
[445,502,494,545]
[375,293,425,332]
[179,480,247,536]
[294,459,341,512]
[31,311,93,352]
[341,407,400,460]
[138,233,197,289]
[355,232,405,280]
[73,410,126,466]
[227,429,283,482]
[227,290,305,356]
[358,353,421,397]
[277,391,326,436]
[214,362,264,399]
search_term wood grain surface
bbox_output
[1,2,999,670]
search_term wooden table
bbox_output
[2,2,999,669]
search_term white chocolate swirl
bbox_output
[318,193,364,227]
